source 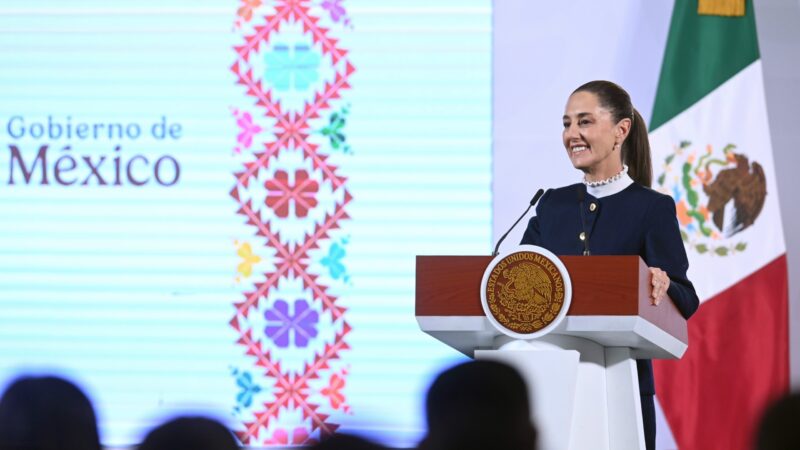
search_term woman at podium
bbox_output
[520,80,700,450]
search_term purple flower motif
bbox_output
[264,299,319,348]
[321,0,351,26]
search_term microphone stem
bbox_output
[492,189,545,256]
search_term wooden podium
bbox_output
[415,254,688,450]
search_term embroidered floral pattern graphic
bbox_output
[230,0,355,444]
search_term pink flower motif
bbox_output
[264,169,319,218]
[237,111,262,149]
[266,427,315,445]
[236,0,262,23]
[321,369,351,413]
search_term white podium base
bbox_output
[476,335,645,450]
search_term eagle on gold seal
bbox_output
[483,250,567,335]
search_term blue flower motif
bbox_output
[321,238,349,282]
[264,299,319,348]
[230,368,262,412]
[264,43,321,92]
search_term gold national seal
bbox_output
[484,251,566,334]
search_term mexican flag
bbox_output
[648,1,789,449]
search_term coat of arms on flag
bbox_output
[656,141,767,256]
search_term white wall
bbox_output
[754,0,800,388]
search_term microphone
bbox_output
[492,189,545,256]
[577,186,590,256]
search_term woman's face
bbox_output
[562,91,627,178]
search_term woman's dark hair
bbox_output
[573,80,653,187]
[138,416,240,450]
[0,375,101,450]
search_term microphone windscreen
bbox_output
[529,188,545,206]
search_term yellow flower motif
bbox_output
[237,242,261,278]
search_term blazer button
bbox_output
[589,202,597,212]
[579,232,586,241]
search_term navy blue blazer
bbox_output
[520,182,699,395]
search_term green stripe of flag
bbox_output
[650,0,759,131]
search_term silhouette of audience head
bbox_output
[756,391,800,450]
[138,416,240,450]
[420,360,536,450]
[311,433,387,450]
[0,375,101,450]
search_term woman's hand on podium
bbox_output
[649,267,671,306]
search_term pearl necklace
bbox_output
[583,164,629,187]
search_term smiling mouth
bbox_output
[571,145,588,154]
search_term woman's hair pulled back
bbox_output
[573,80,652,187]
